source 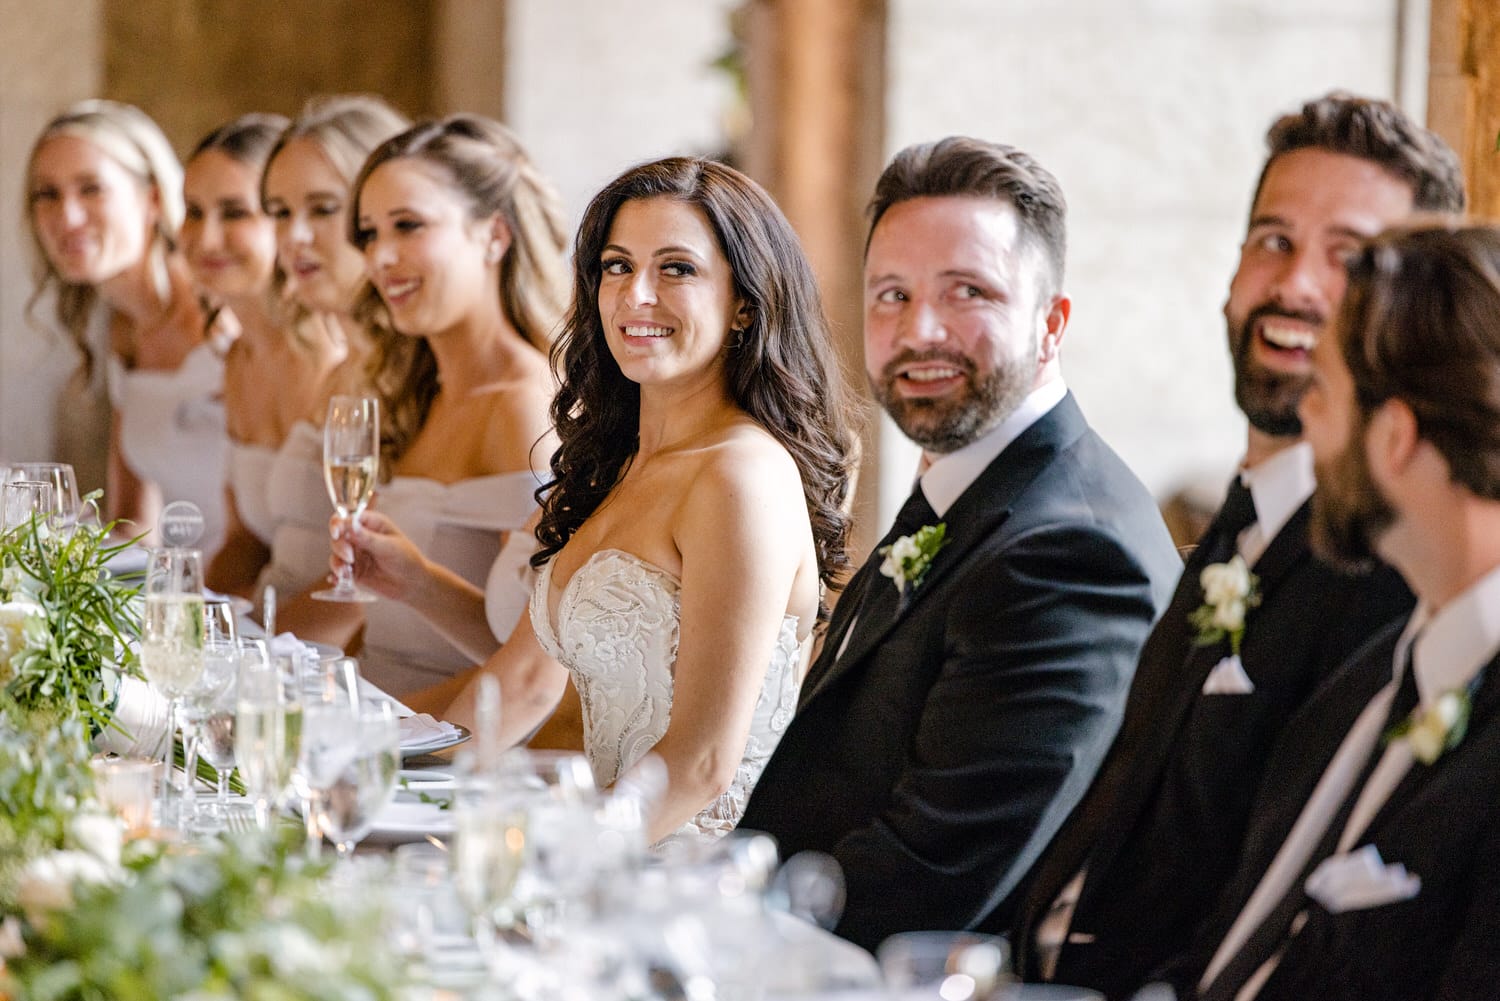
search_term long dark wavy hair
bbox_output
[534,157,857,615]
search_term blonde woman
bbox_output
[26,100,219,546]
[240,96,408,630]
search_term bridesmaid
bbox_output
[313,114,568,697]
[25,100,219,545]
[244,96,408,629]
[182,113,344,599]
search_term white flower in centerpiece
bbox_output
[0,915,24,959]
[67,812,124,869]
[16,849,119,925]
[0,599,45,684]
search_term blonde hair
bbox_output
[349,115,569,470]
[25,100,184,378]
[260,94,410,325]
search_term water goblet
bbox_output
[179,603,239,832]
[306,700,401,861]
[141,547,206,829]
[877,931,1013,1001]
[9,462,79,529]
[234,642,302,834]
[313,394,380,602]
[2,480,55,534]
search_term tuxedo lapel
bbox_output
[800,396,1086,707]
[1354,651,1500,843]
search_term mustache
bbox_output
[878,348,977,383]
[1245,302,1325,331]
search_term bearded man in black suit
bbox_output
[1184,223,1500,1001]
[738,136,1180,951]
[1009,93,1461,998]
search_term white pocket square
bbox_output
[1201,654,1256,694]
[1305,844,1421,913]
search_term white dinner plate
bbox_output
[363,798,455,846]
[400,723,471,760]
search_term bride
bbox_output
[442,157,856,845]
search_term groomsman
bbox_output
[1186,223,1500,1001]
[1010,93,1461,997]
[739,136,1181,950]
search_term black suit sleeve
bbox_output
[1432,802,1500,1001]
[830,520,1162,950]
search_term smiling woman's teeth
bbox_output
[386,279,419,298]
[624,325,671,338]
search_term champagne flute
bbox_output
[141,548,206,829]
[313,394,380,602]
[307,701,401,861]
[234,643,303,833]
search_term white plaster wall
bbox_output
[0,1,102,467]
[503,0,739,227]
[883,0,1403,512]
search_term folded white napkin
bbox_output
[399,713,461,750]
[1305,844,1421,913]
[1201,653,1256,695]
[93,675,170,759]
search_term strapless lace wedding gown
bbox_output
[530,549,800,845]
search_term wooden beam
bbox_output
[1430,0,1500,219]
[744,0,888,559]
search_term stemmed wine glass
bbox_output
[140,547,206,829]
[178,599,237,832]
[292,654,362,856]
[193,640,257,829]
[234,642,303,834]
[313,394,380,602]
[10,462,80,529]
[1,480,55,534]
[304,700,401,862]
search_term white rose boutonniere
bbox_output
[1386,688,1472,766]
[879,523,949,598]
[1190,555,1261,654]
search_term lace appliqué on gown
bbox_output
[530,549,800,845]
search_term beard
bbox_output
[1309,424,1396,575]
[869,343,1037,454]
[1229,303,1326,437]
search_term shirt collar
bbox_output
[1238,442,1315,542]
[919,379,1068,517]
[1405,561,1500,707]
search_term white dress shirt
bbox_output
[1200,561,1500,1000]
[1236,443,1315,566]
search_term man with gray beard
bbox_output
[740,136,1179,950]
[1010,93,1460,999]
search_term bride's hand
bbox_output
[329,509,429,602]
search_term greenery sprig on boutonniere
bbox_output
[1189,555,1261,655]
[879,523,949,597]
[1385,687,1473,766]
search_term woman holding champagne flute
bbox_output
[242,96,409,636]
[307,115,567,697]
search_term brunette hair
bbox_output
[1254,92,1465,214]
[190,112,289,166]
[1337,223,1500,499]
[348,114,569,471]
[534,156,857,608]
[867,136,1068,296]
[24,100,184,379]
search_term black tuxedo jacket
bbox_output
[1184,624,1500,1001]
[738,393,1180,952]
[1010,494,1413,998]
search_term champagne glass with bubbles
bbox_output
[314,394,380,602]
[141,546,206,829]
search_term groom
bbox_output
[739,136,1180,951]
